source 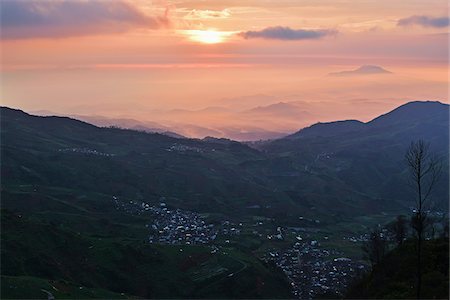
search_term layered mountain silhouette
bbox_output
[288,101,447,140]
[261,101,448,211]
[2,100,448,217]
[243,102,313,119]
[1,100,448,298]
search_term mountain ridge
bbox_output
[2,100,448,215]
[1,100,449,299]
[285,100,448,139]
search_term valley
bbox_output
[1,101,449,299]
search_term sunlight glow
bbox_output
[183,30,235,44]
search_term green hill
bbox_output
[1,210,291,299]
[1,107,298,217]
[346,238,449,299]
[2,102,448,221]
[1,101,449,298]
[260,101,449,214]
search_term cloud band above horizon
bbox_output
[397,15,449,28]
[239,26,337,40]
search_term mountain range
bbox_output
[3,100,448,217]
[35,98,400,141]
[1,100,449,298]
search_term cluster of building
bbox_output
[58,148,114,156]
[264,241,366,299]
[342,234,370,243]
[112,197,221,245]
[220,220,242,237]
[315,152,334,161]
[112,196,367,298]
[165,144,203,153]
[112,197,148,215]
[147,205,218,245]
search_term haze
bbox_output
[1,0,448,140]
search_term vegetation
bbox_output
[2,102,449,222]
[361,227,388,268]
[347,139,447,299]
[405,140,442,298]
[385,215,407,246]
[1,210,291,299]
[347,238,449,299]
[1,101,448,298]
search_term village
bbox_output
[165,143,204,153]
[112,196,367,299]
[112,196,240,245]
[263,241,366,299]
[146,204,218,245]
[58,147,114,156]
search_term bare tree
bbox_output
[405,140,442,299]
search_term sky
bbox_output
[0,0,449,140]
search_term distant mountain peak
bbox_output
[368,100,449,126]
[357,65,392,73]
[393,100,446,107]
[286,100,448,139]
[287,119,364,139]
[329,65,392,76]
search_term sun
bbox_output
[183,30,234,44]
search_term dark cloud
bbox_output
[397,15,449,28]
[239,26,337,40]
[0,0,169,39]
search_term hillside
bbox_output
[2,101,449,218]
[346,238,449,299]
[2,101,449,222]
[1,101,449,298]
[0,107,297,298]
[1,210,291,299]
[260,101,449,213]
[1,107,295,216]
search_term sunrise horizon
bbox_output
[1,0,449,141]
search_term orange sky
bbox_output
[0,0,449,139]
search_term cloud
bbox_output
[0,0,170,39]
[329,65,392,77]
[397,15,449,28]
[184,9,231,20]
[239,26,337,40]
